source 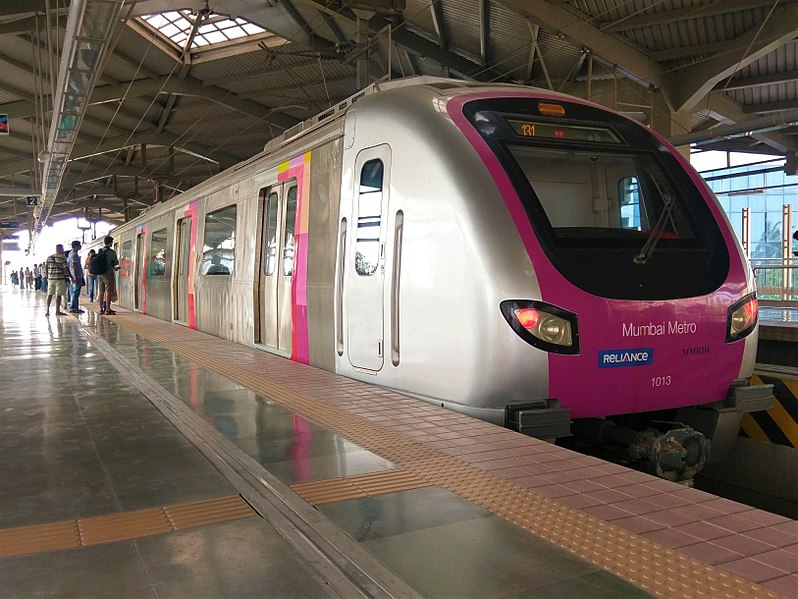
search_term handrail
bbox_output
[751,260,798,302]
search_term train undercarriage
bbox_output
[506,380,774,482]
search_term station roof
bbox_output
[1,0,797,235]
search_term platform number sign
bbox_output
[0,114,7,135]
[26,196,37,206]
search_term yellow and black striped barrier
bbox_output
[741,374,798,447]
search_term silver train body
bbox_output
[88,78,772,476]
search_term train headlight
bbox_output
[501,300,579,354]
[538,315,571,345]
[726,293,758,342]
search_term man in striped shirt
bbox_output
[45,244,70,316]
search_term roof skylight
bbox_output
[138,10,269,51]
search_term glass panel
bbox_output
[356,159,384,276]
[506,146,696,241]
[202,205,237,275]
[283,186,297,277]
[148,228,167,276]
[121,240,133,276]
[749,212,768,258]
[265,192,279,276]
[138,9,267,51]
[359,159,383,193]
[618,177,641,230]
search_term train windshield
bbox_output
[462,97,730,300]
[505,145,696,244]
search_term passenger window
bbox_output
[356,159,383,276]
[148,228,168,276]
[283,186,297,277]
[202,205,236,275]
[121,241,132,277]
[618,176,641,230]
[265,191,279,276]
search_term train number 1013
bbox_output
[651,376,672,387]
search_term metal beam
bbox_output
[95,76,300,129]
[701,91,798,154]
[0,0,54,15]
[403,49,418,75]
[670,92,798,152]
[279,0,320,40]
[721,70,798,91]
[321,12,349,46]
[389,26,506,81]
[650,42,728,62]
[430,0,446,50]
[156,94,178,133]
[599,0,793,33]
[0,187,35,196]
[670,5,798,111]
[742,100,798,114]
[0,130,239,178]
[496,0,669,102]
[479,0,487,65]
[0,78,34,101]
[0,12,66,36]
[111,48,161,80]
[204,58,344,87]
[0,75,301,130]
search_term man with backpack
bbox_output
[92,235,119,315]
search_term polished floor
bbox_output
[0,286,656,598]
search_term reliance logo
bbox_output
[598,348,654,368]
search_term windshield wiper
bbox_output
[633,191,676,265]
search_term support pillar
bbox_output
[652,90,692,160]
[355,17,370,89]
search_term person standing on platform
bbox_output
[10,269,18,288]
[84,249,97,302]
[44,245,69,316]
[67,240,85,314]
[95,235,119,315]
[25,267,33,289]
[18,268,24,288]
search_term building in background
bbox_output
[700,156,798,301]
[701,158,796,259]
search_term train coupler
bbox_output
[571,419,708,482]
[647,428,708,482]
[505,399,571,440]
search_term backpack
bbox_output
[89,249,109,275]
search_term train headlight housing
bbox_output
[726,293,758,342]
[501,300,579,354]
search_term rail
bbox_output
[751,259,798,302]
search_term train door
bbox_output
[174,216,192,323]
[134,232,144,310]
[345,145,390,371]
[255,181,297,354]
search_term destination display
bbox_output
[507,118,621,144]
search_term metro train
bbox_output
[87,77,773,480]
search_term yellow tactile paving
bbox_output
[0,495,255,558]
[104,317,784,599]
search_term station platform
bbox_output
[1,286,797,598]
